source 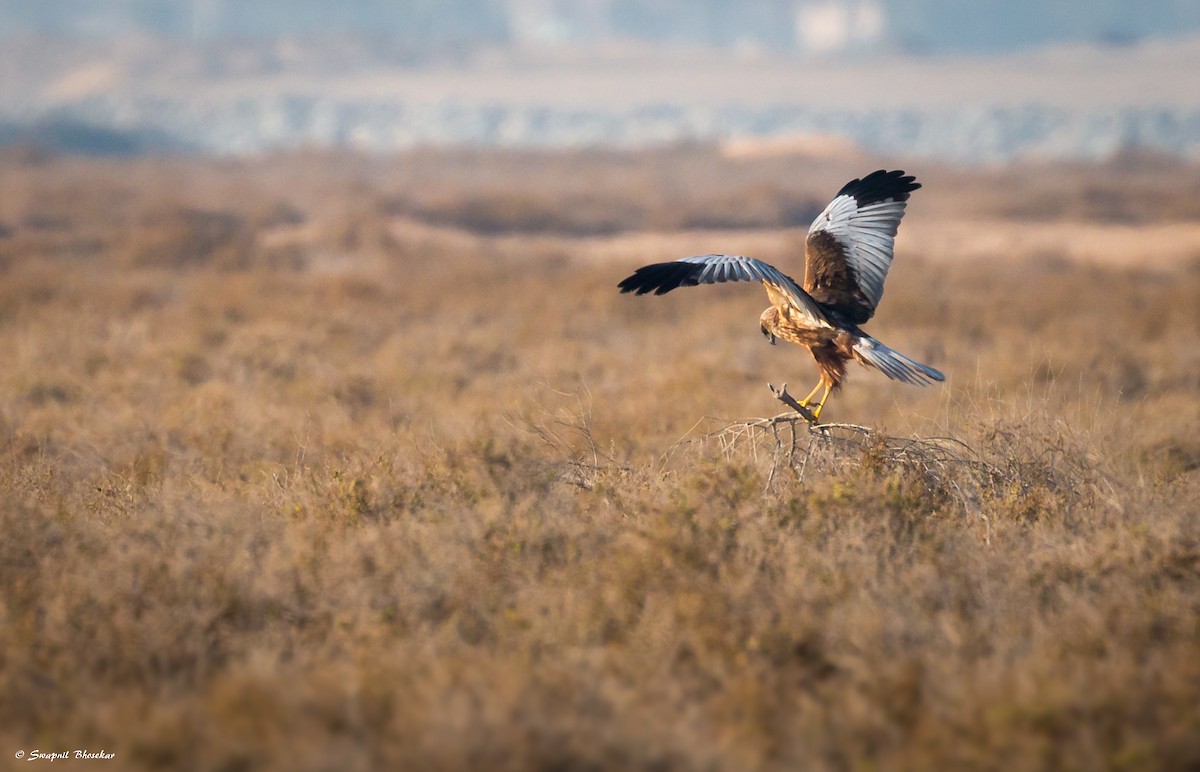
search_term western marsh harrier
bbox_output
[618,170,943,422]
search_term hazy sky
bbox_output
[3,0,1200,55]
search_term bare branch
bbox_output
[768,382,818,423]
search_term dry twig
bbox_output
[667,384,1011,520]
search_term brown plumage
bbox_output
[618,170,944,422]
[757,306,855,391]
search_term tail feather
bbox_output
[853,336,944,386]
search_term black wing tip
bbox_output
[617,274,644,293]
[617,277,659,295]
[617,262,700,296]
[838,169,921,205]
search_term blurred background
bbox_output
[3,0,1199,162]
[4,6,1200,769]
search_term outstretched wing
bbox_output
[805,170,920,325]
[618,254,831,328]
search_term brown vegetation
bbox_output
[1,147,1198,770]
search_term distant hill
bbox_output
[3,4,1200,163]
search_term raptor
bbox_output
[618,170,944,422]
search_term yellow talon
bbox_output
[798,379,824,407]
[809,383,833,421]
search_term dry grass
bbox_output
[1,147,1199,771]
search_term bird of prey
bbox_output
[617,169,943,422]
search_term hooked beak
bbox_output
[761,326,776,345]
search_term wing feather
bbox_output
[618,254,831,328]
[804,170,920,324]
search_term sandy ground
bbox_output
[381,216,1200,272]
[902,218,1200,269]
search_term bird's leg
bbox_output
[809,382,833,422]
[797,379,824,407]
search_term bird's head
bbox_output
[759,307,778,345]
